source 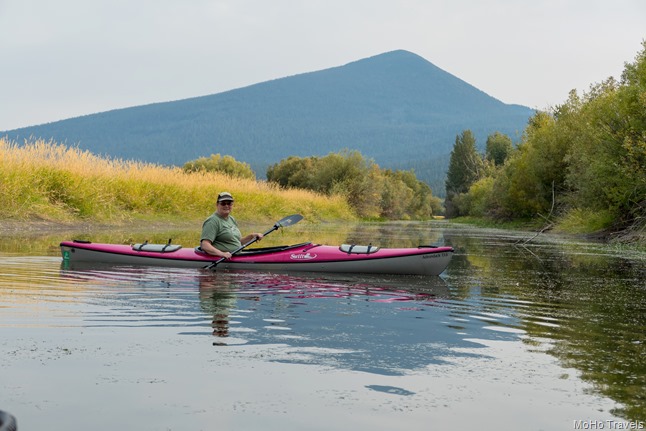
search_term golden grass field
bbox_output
[0,137,356,226]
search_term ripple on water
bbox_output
[1,226,643,429]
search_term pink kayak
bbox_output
[60,240,454,276]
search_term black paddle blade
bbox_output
[275,214,303,228]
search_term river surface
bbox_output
[1,221,645,431]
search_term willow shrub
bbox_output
[0,138,355,224]
[183,153,256,179]
[267,150,439,220]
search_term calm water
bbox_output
[1,222,645,430]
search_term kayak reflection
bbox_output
[195,271,521,376]
[59,262,517,375]
[197,271,452,346]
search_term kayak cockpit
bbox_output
[194,242,315,256]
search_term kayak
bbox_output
[60,240,454,276]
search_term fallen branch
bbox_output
[517,181,556,245]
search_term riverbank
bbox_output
[449,216,646,248]
[4,214,643,243]
[0,218,200,236]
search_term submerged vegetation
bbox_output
[0,138,356,225]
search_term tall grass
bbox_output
[553,208,615,235]
[0,138,356,224]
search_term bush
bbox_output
[183,154,256,179]
[267,150,439,220]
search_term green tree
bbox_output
[397,169,435,219]
[267,150,438,220]
[490,111,569,219]
[323,151,382,218]
[266,156,316,190]
[460,176,495,217]
[453,42,646,235]
[485,132,513,166]
[445,130,484,217]
[563,42,646,230]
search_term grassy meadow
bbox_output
[0,138,356,226]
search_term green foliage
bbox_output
[491,149,543,219]
[265,156,316,190]
[494,111,569,219]
[485,131,513,166]
[563,43,646,228]
[267,150,438,220]
[554,208,615,234]
[445,130,485,217]
[183,154,256,179]
[462,176,496,217]
[392,154,450,198]
[452,42,646,237]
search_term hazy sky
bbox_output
[1,0,644,131]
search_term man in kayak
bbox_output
[200,192,264,259]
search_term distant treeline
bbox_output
[266,150,443,219]
[184,150,443,220]
[444,42,646,239]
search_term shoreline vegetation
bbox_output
[0,138,356,231]
[1,138,643,250]
[3,46,644,248]
[443,43,646,247]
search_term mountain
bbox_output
[2,50,534,196]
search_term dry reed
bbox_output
[0,138,356,224]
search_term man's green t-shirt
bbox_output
[200,213,242,252]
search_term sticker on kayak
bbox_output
[290,252,317,260]
[422,252,450,259]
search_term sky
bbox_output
[1,0,645,131]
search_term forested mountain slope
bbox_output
[3,50,534,195]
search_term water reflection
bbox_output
[445,231,646,420]
[196,271,467,375]
[1,222,645,426]
[55,262,528,377]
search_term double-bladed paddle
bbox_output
[204,214,303,270]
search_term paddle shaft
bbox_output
[205,214,302,270]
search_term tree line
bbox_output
[265,150,443,219]
[444,42,646,237]
[183,42,645,232]
[184,150,443,220]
